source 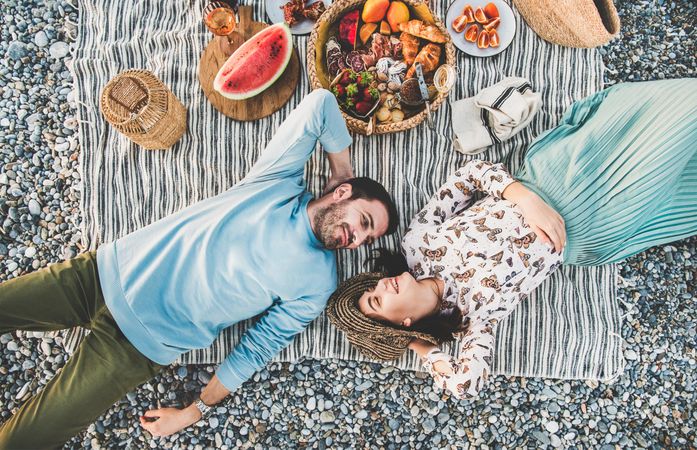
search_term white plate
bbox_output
[265,0,332,35]
[445,0,515,57]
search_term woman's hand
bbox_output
[140,404,201,437]
[432,360,454,376]
[503,182,566,253]
[409,339,455,377]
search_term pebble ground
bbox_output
[0,0,695,448]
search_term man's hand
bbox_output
[503,182,566,253]
[324,147,354,195]
[323,173,353,196]
[140,404,201,437]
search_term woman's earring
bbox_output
[402,317,412,327]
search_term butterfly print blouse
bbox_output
[402,160,563,400]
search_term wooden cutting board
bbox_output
[199,6,300,121]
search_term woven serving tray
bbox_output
[307,0,455,135]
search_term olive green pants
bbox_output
[0,252,162,449]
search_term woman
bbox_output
[327,79,697,399]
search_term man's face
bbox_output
[314,196,390,250]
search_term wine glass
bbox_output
[204,1,237,56]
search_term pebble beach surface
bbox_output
[0,0,695,448]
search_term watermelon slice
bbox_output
[213,23,293,100]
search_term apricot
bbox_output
[362,0,390,23]
[360,23,378,44]
[379,20,391,35]
[386,1,410,32]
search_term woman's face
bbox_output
[358,272,438,326]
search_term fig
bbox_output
[477,29,490,48]
[464,24,479,42]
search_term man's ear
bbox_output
[401,317,412,328]
[332,183,353,201]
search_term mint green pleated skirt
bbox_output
[516,79,697,266]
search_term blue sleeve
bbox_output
[215,294,329,392]
[241,89,353,185]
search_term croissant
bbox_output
[400,32,420,67]
[406,43,441,78]
[398,20,447,43]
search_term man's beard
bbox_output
[313,202,348,250]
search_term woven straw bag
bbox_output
[308,0,455,135]
[100,70,186,150]
[512,0,620,48]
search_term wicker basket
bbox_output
[100,70,186,150]
[308,0,455,135]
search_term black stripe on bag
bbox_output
[491,86,517,110]
[481,108,501,145]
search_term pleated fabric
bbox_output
[517,79,697,266]
[66,0,625,381]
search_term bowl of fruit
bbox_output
[308,0,455,135]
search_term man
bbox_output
[0,89,399,448]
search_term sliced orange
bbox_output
[488,29,500,47]
[464,24,479,42]
[477,29,490,48]
[483,17,500,31]
[462,5,475,23]
[474,7,488,24]
[452,15,469,33]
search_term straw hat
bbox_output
[512,0,620,48]
[326,273,441,361]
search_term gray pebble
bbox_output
[7,41,28,60]
[49,41,70,59]
[545,421,560,434]
[34,31,48,47]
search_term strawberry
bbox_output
[362,87,378,100]
[340,71,353,85]
[357,71,374,86]
[355,101,373,115]
[332,85,346,98]
[345,83,358,98]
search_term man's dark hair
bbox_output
[343,177,399,235]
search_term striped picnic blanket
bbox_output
[69,0,624,382]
